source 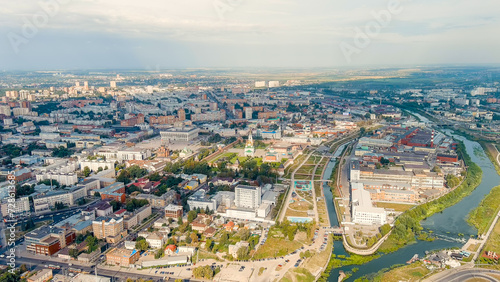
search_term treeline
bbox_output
[379,141,483,253]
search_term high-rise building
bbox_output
[244,107,253,120]
[255,81,266,88]
[92,216,124,241]
[178,109,186,121]
[84,81,89,90]
[75,82,80,87]
[110,81,117,88]
[235,185,261,209]
[268,81,280,88]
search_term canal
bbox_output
[322,131,500,281]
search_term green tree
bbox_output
[187,210,197,223]
[238,229,250,241]
[83,166,91,177]
[237,246,249,260]
[85,235,99,253]
[205,238,213,251]
[69,248,79,259]
[190,232,199,244]
[135,238,149,251]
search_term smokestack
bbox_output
[431,130,435,147]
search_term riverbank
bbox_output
[467,185,500,235]
[479,141,500,175]
[378,141,483,253]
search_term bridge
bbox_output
[322,226,344,235]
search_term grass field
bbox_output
[289,200,313,211]
[373,202,416,212]
[467,243,480,252]
[280,267,315,282]
[253,237,302,259]
[482,218,500,257]
[196,250,222,262]
[284,208,308,217]
[481,142,500,175]
[372,262,431,282]
[467,185,500,234]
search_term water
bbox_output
[322,132,500,281]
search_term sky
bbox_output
[0,0,499,70]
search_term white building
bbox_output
[235,185,261,210]
[33,186,88,212]
[255,81,266,88]
[144,232,165,249]
[351,182,387,225]
[1,196,30,216]
[257,203,271,218]
[160,127,200,143]
[268,81,280,88]
[187,189,217,211]
[244,107,253,120]
[79,160,115,172]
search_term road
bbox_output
[427,268,500,282]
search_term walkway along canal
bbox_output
[322,132,500,281]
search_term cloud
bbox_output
[0,0,499,69]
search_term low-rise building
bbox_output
[27,269,53,282]
[25,225,75,256]
[106,248,140,267]
[164,204,183,219]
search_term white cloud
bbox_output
[1,0,499,68]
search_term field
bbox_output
[467,185,500,234]
[280,267,315,282]
[196,249,223,262]
[299,235,333,276]
[373,202,416,212]
[253,236,302,259]
[371,262,431,282]
[481,218,500,259]
[467,243,480,252]
[481,142,500,175]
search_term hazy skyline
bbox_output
[1,0,499,70]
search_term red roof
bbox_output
[165,245,177,252]
[114,209,127,215]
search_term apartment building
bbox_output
[92,216,124,243]
[1,196,30,216]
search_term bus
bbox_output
[68,267,82,273]
[48,264,61,269]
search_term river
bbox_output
[322,130,500,281]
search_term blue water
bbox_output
[288,217,313,223]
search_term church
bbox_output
[244,132,255,157]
